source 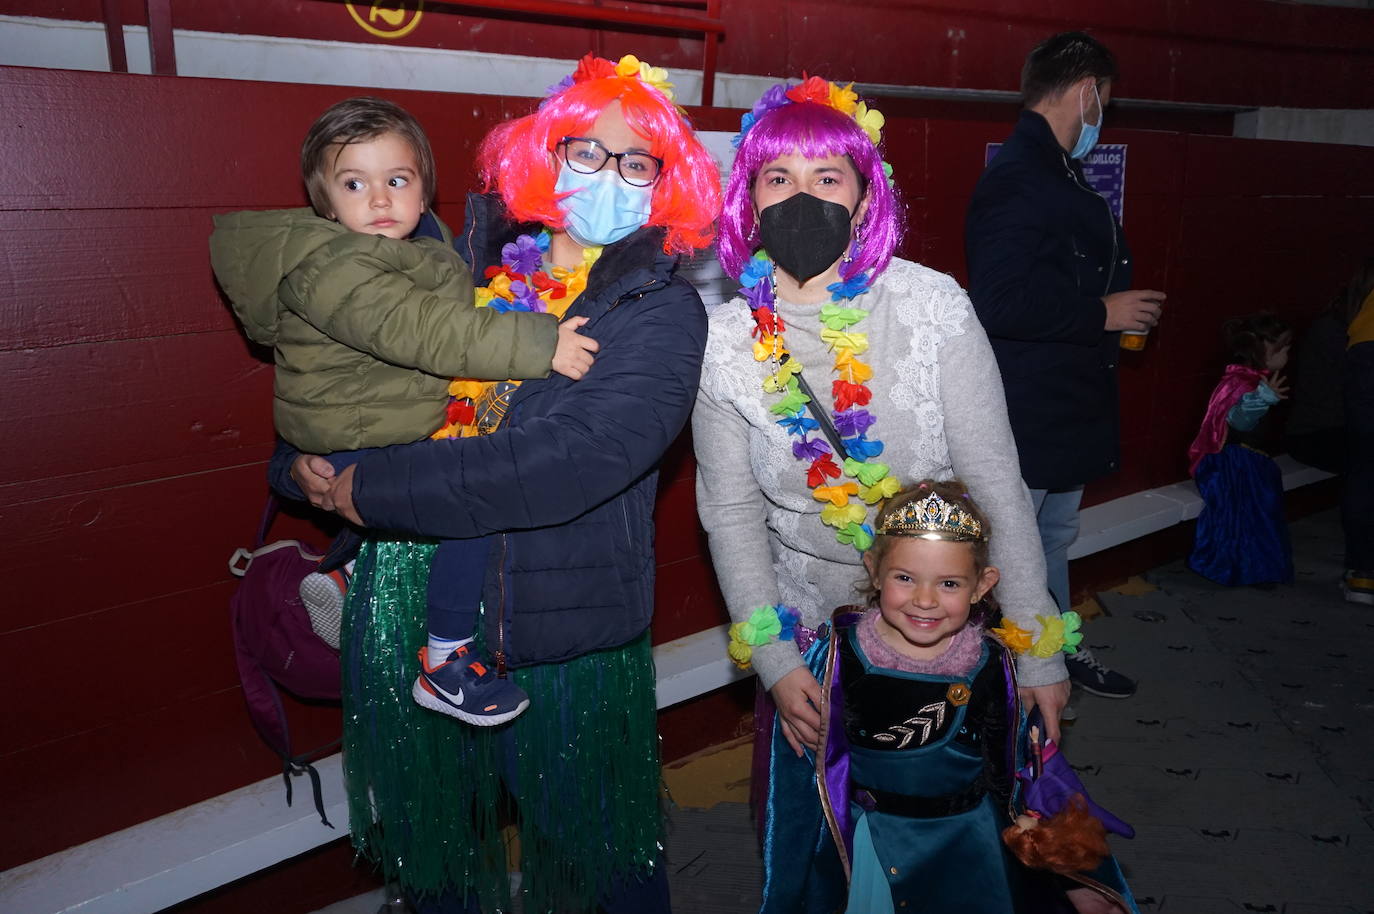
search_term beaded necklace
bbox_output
[433,230,601,440]
[744,250,899,554]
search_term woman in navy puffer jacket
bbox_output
[274,55,719,914]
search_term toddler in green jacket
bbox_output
[211,97,598,726]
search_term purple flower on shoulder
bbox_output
[742,282,773,309]
[508,280,543,312]
[502,235,544,275]
[833,408,875,438]
[793,437,831,462]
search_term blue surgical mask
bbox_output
[554,163,653,247]
[1070,83,1103,160]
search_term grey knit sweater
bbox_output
[693,258,1067,690]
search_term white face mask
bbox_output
[554,163,654,246]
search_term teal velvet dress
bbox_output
[759,614,1138,914]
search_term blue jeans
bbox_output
[1029,486,1084,613]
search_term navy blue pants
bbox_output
[327,451,488,641]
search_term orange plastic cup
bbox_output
[1120,330,1148,351]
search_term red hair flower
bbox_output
[573,53,616,83]
[785,75,830,106]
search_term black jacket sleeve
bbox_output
[350,278,707,538]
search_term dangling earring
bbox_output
[843,234,862,265]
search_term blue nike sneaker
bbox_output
[413,644,530,726]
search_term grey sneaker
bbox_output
[1066,648,1137,698]
[298,567,348,650]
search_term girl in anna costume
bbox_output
[278,54,719,913]
[760,479,1138,913]
[693,78,1071,788]
[1186,313,1294,587]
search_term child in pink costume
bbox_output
[1187,314,1293,586]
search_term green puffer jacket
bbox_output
[209,208,558,453]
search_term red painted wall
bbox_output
[2,63,1372,911]
[6,0,1374,107]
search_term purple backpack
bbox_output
[228,495,341,825]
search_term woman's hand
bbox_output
[770,666,824,757]
[326,464,363,525]
[291,455,337,510]
[1018,679,1071,742]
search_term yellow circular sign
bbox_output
[346,1,423,40]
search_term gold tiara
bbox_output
[876,491,984,542]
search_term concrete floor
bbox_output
[316,509,1374,913]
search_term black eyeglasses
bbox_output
[557,137,663,187]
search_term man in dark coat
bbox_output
[965,32,1164,698]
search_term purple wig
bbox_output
[717,97,904,283]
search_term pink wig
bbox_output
[476,56,720,255]
[717,96,904,283]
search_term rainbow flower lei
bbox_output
[433,230,601,439]
[737,78,898,554]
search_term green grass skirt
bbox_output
[341,539,663,912]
